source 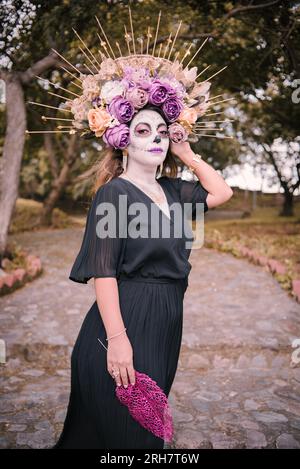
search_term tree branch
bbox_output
[20,51,59,85]
[224,0,281,20]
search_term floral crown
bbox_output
[26,7,234,149]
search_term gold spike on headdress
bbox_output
[152,10,161,56]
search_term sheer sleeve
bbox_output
[166,176,209,220]
[69,182,127,284]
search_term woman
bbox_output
[53,103,233,449]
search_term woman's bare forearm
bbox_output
[94,277,126,337]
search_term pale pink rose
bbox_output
[125,87,149,108]
[87,108,112,137]
[168,122,188,143]
[178,107,198,124]
[82,75,101,100]
[71,96,90,121]
[98,58,120,79]
[72,107,88,121]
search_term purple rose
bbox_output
[103,124,130,149]
[149,80,173,106]
[162,96,184,122]
[108,96,135,123]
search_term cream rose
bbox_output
[87,108,112,137]
[100,80,126,104]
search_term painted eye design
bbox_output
[135,127,150,137]
[134,125,169,137]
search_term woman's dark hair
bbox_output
[76,104,178,197]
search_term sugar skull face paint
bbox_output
[126,109,170,166]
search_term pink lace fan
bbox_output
[97,338,174,443]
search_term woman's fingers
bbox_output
[119,366,129,387]
[108,365,121,386]
[108,362,136,387]
[114,369,122,387]
[127,365,136,386]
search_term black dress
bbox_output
[53,175,208,449]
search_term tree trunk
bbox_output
[0,73,26,258]
[39,134,78,226]
[280,191,294,217]
[44,133,59,179]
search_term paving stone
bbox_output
[21,370,45,377]
[276,433,300,449]
[174,428,212,449]
[240,419,261,431]
[7,424,27,432]
[172,408,194,424]
[187,354,210,369]
[210,432,242,449]
[244,399,261,411]
[194,391,223,402]
[253,411,288,423]
[245,430,267,448]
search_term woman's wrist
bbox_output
[185,151,204,173]
[106,327,127,342]
[107,333,129,345]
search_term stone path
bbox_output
[0,227,300,449]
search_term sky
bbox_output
[225,163,281,193]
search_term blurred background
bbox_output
[1,0,300,449]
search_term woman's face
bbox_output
[126,109,170,166]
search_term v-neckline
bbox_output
[118,176,173,224]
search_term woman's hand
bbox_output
[107,334,136,387]
[170,140,194,165]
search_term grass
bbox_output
[8,198,83,234]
